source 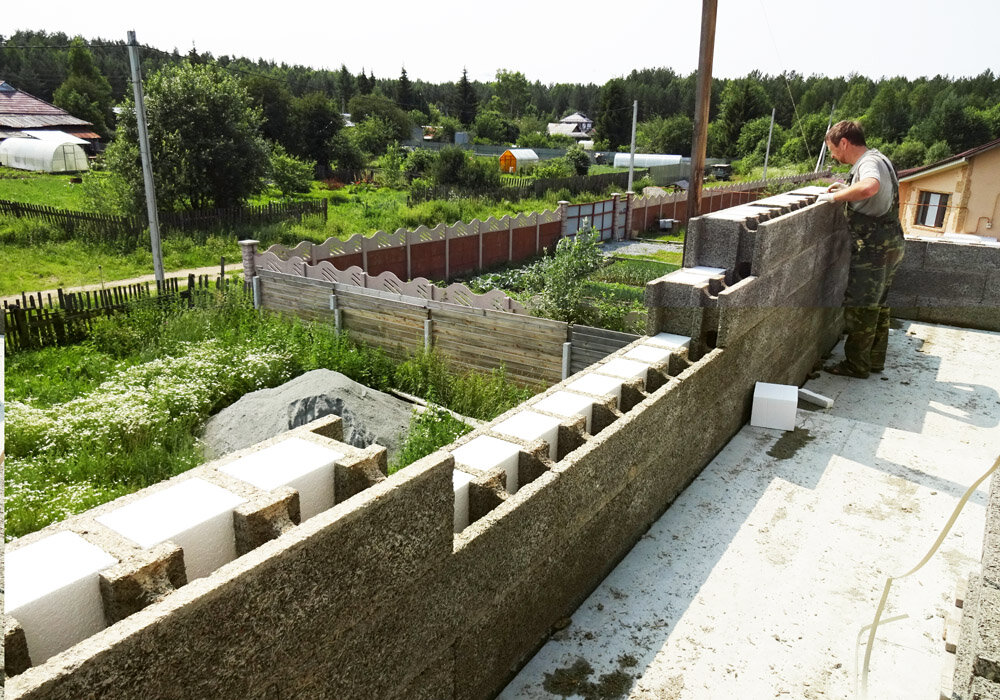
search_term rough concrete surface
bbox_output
[200,368,415,460]
[501,320,999,699]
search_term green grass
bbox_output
[591,258,680,286]
[0,229,237,296]
[0,167,101,209]
[614,250,683,266]
[4,292,536,539]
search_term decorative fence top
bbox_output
[259,208,561,262]
[257,254,527,314]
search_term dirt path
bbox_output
[2,264,230,308]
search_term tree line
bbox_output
[3,30,999,210]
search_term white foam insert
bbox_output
[624,344,673,365]
[644,332,691,350]
[96,478,246,581]
[533,390,594,433]
[452,469,476,533]
[567,373,623,401]
[596,357,648,382]
[219,437,344,521]
[452,435,522,494]
[494,410,562,461]
[750,381,798,431]
[687,265,727,276]
[4,531,118,664]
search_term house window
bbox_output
[915,191,949,228]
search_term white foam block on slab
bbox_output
[494,410,562,461]
[452,435,522,494]
[624,344,673,365]
[534,390,595,433]
[567,373,624,401]
[453,469,476,533]
[597,357,649,383]
[644,332,691,350]
[798,388,834,409]
[750,381,798,431]
[219,437,344,521]
[96,478,246,581]
[4,531,118,664]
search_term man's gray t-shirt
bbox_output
[848,149,895,217]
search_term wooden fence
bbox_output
[568,325,642,376]
[256,269,639,387]
[3,275,228,353]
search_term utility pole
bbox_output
[126,30,164,284]
[815,101,836,172]
[686,0,718,226]
[763,107,776,182]
[627,100,638,192]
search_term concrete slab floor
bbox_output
[500,320,1000,700]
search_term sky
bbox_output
[5,0,1000,86]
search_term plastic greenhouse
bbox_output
[0,137,90,173]
[499,149,539,173]
[613,153,683,168]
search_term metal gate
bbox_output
[565,198,616,240]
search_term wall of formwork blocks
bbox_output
[887,236,1000,332]
[4,188,850,700]
[952,477,1000,700]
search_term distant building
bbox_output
[546,112,595,141]
[0,80,101,151]
[898,137,1000,241]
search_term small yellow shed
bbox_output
[499,148,539,173]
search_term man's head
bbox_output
[825,120,867,164]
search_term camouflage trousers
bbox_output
[841,213,905,374]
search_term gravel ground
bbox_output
[602,240,683,257]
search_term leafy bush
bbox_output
[530,228,604,322]
[269,145,315,196]
[564,145,591,176]
[390,405,473,474]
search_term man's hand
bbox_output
[817,193,836,204]
[827,182,847,192]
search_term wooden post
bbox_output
[686,0,718,228]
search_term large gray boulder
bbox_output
[200,369,416,461]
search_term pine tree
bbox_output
[52,37,114,138]
[397,67,414,111]
[454,68,478,126]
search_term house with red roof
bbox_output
[0,80,101,150]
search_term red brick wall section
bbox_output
[448,236,479,278]
[365,246,408,279]
[409,240,447,280]
[480,230,508,269]
[511,225,538,260]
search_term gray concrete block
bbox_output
[899,238,927,270]
[955,575,983,700]
[5,454,455,700]
[971,677,1000,700]
[910,270,988,304]
[750,201,845,276]
[984,477,1000,589]
[925,240,1000,271]
[975,586,1000,684]
[985,272,1000,304]
[5,615,32,677]
[232,488,300,556]
[334,443,388,503]
[98,543,187,625]
[684,210,762,270]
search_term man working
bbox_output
[817,120,905,378]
